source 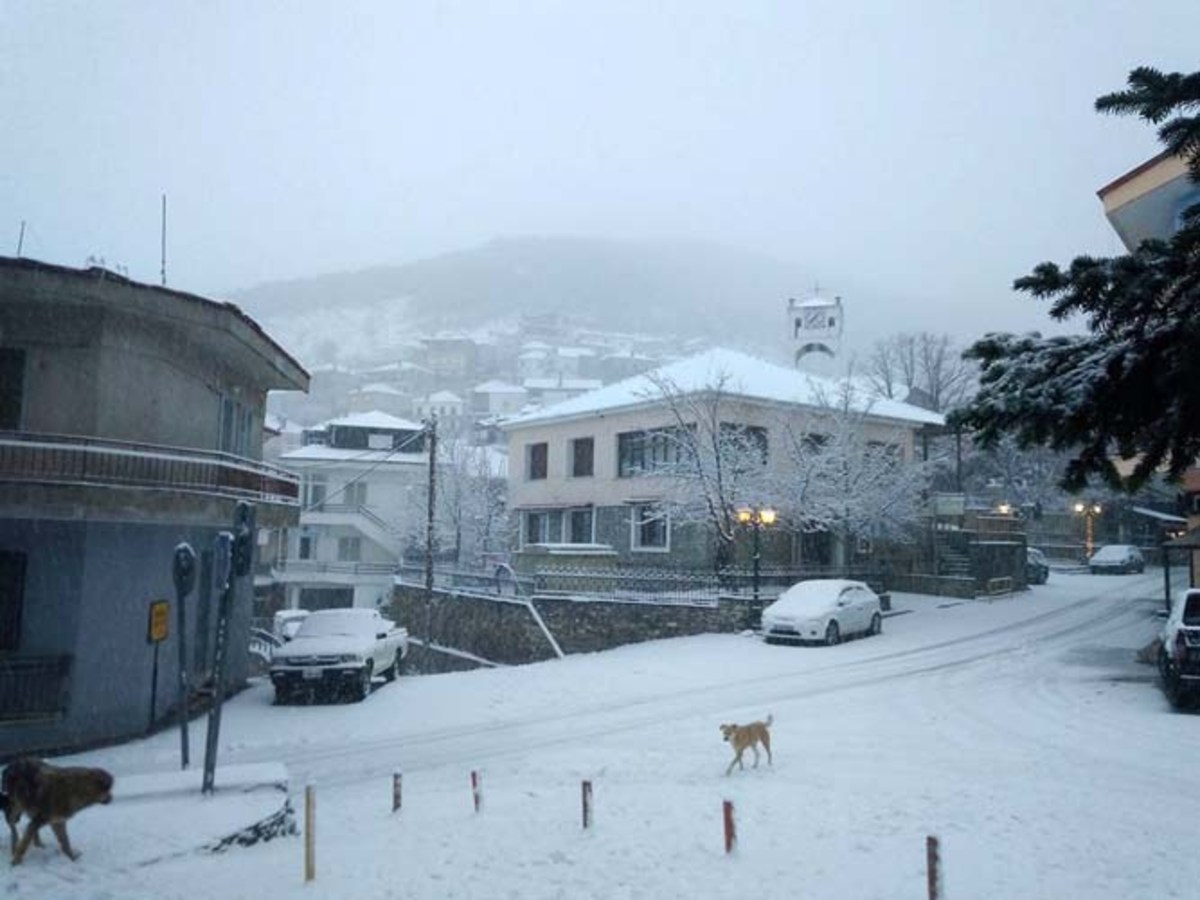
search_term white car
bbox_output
[269,608,409,704]
[1088,544,1145,574]
[1157,588,1200,709]
[762,579,883,646]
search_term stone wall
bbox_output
[390,583,759,670]
[889,573,977,599]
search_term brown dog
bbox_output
[719,714,773,776]
[5,757,114,864]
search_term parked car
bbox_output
[1158,588,1200,709]
[273,608,310,643]
[762,579,883,646]
[1026,547,1050,585]
[269,608,409,704]
[1088,544,1145,574]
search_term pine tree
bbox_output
[952,66,1200,491]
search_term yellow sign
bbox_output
[148,599,170,643]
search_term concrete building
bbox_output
[502,348,941,569]
[471,380,528,417]
[0,257,308,754]
[274,412,430,611]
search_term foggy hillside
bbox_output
[228,237,815,364]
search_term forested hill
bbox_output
[228,237,812,362]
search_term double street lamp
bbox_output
[736,506,777,604]
[1073,500,1103,560]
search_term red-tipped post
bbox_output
[926,835,942,900]
[581,779,593,830]
[723,799,736,854]
[471,770,482,813]
[392,770,403,813]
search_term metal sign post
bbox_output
[202,502,256,795]
[172,543,197,769]
[147,599,170,732]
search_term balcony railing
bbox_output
[274,559,397,577]
[0,430,299,505]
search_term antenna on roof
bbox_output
[16,220,25,257]
[160,194,168,286]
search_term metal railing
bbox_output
[395,563,536,597]
[274,560,397,577]
[0,654,72,721]
[0,430,299,505]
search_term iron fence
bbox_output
[395,563,535,597]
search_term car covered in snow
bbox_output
[1158,588,1200,709]
[269,608,408,704]
[761,579,883,646]
[1026,547,1050,585]
[1088,544,1144,574]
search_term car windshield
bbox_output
[1184,596,1200,627]
[1092,546,1132,562]
[295,614,377,639]
[774,582,859,613]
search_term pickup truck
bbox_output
[269,608,409,704]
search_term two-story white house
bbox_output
[501,348,942,569]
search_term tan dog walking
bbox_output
[719,714,773,775]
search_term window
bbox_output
[527,442,548,480]
[337,536,362,562]
[0,551,26,652]
[570,437,594,477]
[568,508,594,544]
[631,504,669,552]
[298,535,315,560]
[303,476,327,511]
[0,348,26,430]
[617,427,691,477]
[720,423,768,467]
[344,481,367,507]
[524,511,549,545]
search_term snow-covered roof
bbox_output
[556,347,595,358]
[473,380,527,395]
[523,377,604,391]
[324,411,424,431]
[503,348,945,429]
[1131,506,1188,524]
[353,383,405,396]
[519,350,549,360]
[427,390,464,403]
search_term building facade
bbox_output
[0,257,308,754]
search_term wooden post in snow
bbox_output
[304,783,316,882]
[926,834,942,900]
[471,770,482,813]
[392,770,403,813]
[581,780,593,829]
[723,800,736,854]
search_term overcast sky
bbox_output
[2,1,1197,344]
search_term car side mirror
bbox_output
[376,632,387,640]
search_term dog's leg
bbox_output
[49,822,79,861]
[12,819,42,865]
[764,733,773,766]
[725,749,742,776]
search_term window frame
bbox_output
[630,503,670,553]
[0,348,26,431]
[567,507,595,544]
[570,436,595,478]
[527,441,549,481]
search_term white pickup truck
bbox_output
[269,608,409,704]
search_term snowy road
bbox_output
[11,572,1200,900]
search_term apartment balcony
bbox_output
[272,558,397,587]
[0,430,300,525]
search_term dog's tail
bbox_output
[766,713,773,727]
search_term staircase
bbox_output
[934,533,973,578]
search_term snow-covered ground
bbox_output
[7,572,1200,900]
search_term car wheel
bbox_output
[868,613,882,637]
[825,620,841,646]
[383,650,402,682]
[273,689,291,706]
[354,662,373,702]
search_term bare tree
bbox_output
[866,332,975,413]
[640,371,773,568]
[436,427,509,565]
[777,379,934,562]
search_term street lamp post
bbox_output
[1073,501,1102,560]
[736,506,777,605]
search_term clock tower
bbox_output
[788,292,843,370]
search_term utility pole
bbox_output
[423,415,438,658]
[16,221,25,257]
